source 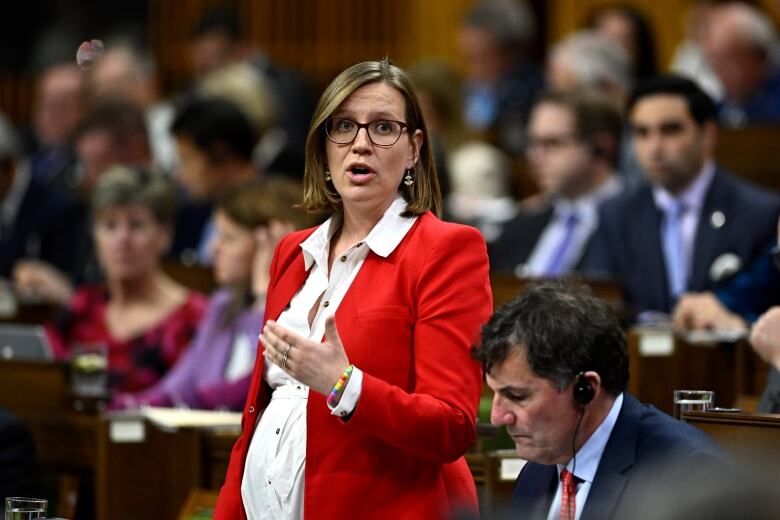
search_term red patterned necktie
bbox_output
[559,469,576,520]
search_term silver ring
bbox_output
[282,344,291,368]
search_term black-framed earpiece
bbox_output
[573,371,594,405]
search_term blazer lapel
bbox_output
[510,463,559,519]
[580,395,640,520]
[691,170,730,290]
[630,189,669,311]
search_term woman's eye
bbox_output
[337,120,354,132]
[373,121,393,134]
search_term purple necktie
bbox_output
[661,200,687,301]
[545,211,580,276]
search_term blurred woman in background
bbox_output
[48,165,207,393]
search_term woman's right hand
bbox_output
[252,220,293,306]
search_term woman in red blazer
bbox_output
[215,58,492,520]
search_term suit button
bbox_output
[323,301,330,307]
[249,406,255,414]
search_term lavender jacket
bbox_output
[115,288,263,410]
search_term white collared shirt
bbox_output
[523,176,622,277]
[241,196,417,520]
[652,161,716,282]
[546,393,624,520]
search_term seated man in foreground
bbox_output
[473,281,732,519]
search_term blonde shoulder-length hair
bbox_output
[300,58,442,217]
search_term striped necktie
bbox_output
[559,468,577,520]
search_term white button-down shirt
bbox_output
[546,393,624,520]
[241,196,417,519]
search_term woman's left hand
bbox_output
[260,315,350,396]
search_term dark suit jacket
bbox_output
[0,407,40,501]
[0,175,86,279]
[758,367,780,413]
[488,206,554,274]
[582,167,780,316]
[509,394,730,520]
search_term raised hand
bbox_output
[260,315,350,396]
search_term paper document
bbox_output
[140,406,242,430]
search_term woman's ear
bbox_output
[407,129,423,169]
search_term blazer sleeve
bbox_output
[340,225,493,463]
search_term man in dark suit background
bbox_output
[0,112,84,282]
[582,75,780,321]
[489,90,623,277]
[0,407,40,505]
[473,281,731,520]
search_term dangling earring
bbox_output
[403,169,414,186]
[325,169,331,182]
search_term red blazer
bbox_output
[214,212,492,519]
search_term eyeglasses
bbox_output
[525,132,582,154]
[325,118,409,147]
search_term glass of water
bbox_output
[4,497,47,520]
[673,389,714,419]
[70,342,108,397]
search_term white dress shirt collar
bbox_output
[554,175,623,219]
[559,392,624,483]
[546,394,624,520]
[300,195,416,270]
[652,160,715,215]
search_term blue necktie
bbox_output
[661,200,687,301]
[545,211,580,276]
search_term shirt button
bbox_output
[297,386,301,390]
[356,242,363,247]
[340,255,347,262]
[275,428,280,434]
[248,405,255,414]
[341,411,347,416]
[323,301,330,307]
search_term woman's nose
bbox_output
[351,127,372,151]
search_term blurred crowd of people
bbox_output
[0,0,779,416]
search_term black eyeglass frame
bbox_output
[325,118,410,147]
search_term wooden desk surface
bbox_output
[682,410,780,485]
[627,329,766,415]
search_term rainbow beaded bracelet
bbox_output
[327,364,354,408]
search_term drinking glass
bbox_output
[4,497,47,520]
[673,389,714,419]
[70,342,108,397]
